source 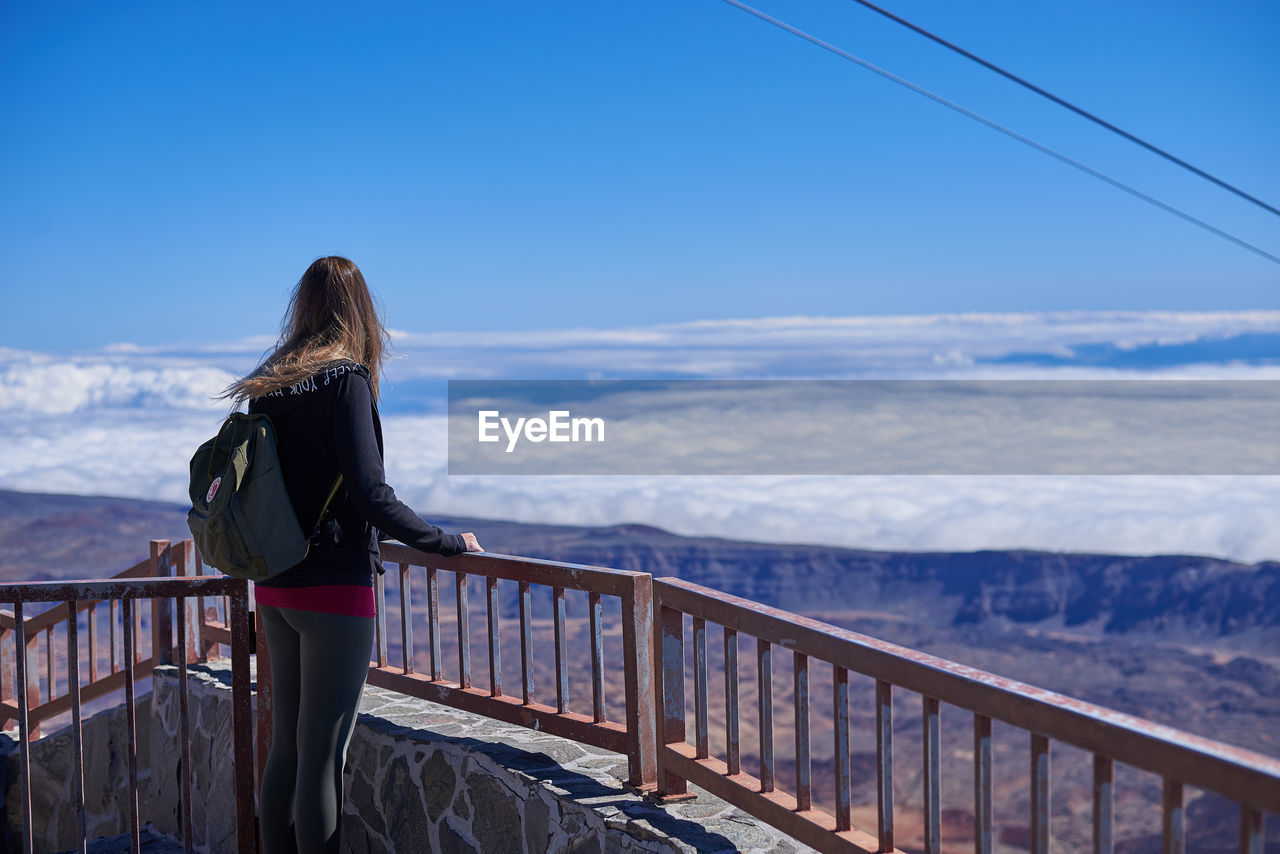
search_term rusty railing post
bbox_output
[228,583,258,854]
[67,598,87,848]
[150,540,174,666]
[0,620,13,731]
[653,591,688,797]
[176,541,202,665]
[175,590,194,852]
[13,601,33,854]
[24,619,41,741]
[193,544,220,661]
[1031,733,1051,854]
[122,598,141,849]
[256,604,273,813]
[621,573,657,789]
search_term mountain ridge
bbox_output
[2,489,1276,652]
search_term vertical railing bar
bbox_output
[252,600,273,825]
[589,591,604,723]
[122,597,140,853]
[974,714,993,854]
[553,585,568,714]
[487,575,502,697]
[24,614,40,741]
[194,545,213,661]
[923,695,940,854]
[180,540,199,665]
[876,679,894,853]
[134,596,143,664]
[519,581,533,704]
[0,621,12,732]
[757,637,773,793]
[45,625,54,702]
[833,665,851,832]
[724,627,740,777]
[67,600,87,853]
[656,602,687,796]
[620,575,656,789]
[177,595,193,853]
[693,616,708,758]
[14,601,33,854]
[110,598,118,674]
[87,602,98,683]
[427,566,441,680]
[794,651,811,812]
[456,571,470,689]
[1094,754,1113,854]
[228,585,256,854]
[151,540,173,666]
[1162,778,1185,854]
[374,568,387,668]
[1239,804,1263,854]
[1031,733,1051,854]
[399,562,414,675]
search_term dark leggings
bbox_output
[257,605,375,854]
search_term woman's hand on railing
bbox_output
[460,532,483,552]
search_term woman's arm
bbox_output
[331,370,471,555]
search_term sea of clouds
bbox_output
[2,310,1279,562]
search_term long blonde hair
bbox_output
[224,256,389,402]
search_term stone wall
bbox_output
[0,665,246,854]
[3,662,810,853]
[1,691,168,852]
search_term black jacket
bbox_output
[248,359,465,588]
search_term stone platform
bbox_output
[344,679,812,854]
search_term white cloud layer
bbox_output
[2,311,1279,562]
[0,348,237,415]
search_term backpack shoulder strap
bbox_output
[309,474,345,539]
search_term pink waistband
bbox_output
[253,584,375,618]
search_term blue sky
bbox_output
[2,0,1277,351]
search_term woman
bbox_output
[223,256,481,853]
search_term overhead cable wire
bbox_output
[844,0,1280,219]
[717,0,1280,267]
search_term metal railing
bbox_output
[0,570,256,854]
[0,540,220,739]
[652,576,1280,854]
[356,542,657,788]
[4,537,1278,854]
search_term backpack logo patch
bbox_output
[206,477,222,505]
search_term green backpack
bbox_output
[186,413,343,582]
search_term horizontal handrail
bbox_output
[15,560,156,635]
[0,575,241,603]
[0,558,154,635]
[378,544,649,594]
